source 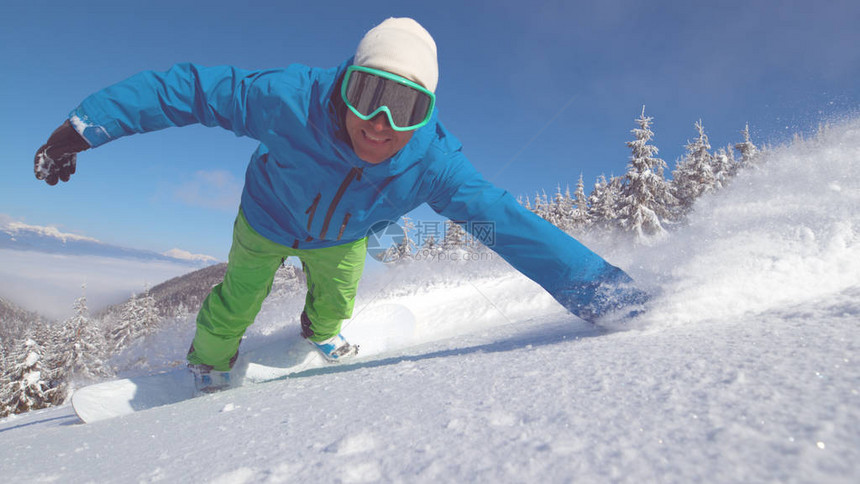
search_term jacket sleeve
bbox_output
[426,146,649,323]
[68,63,304,147]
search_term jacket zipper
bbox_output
[337,213,352,241]
[320,167,363,240]
[305,193,321,231]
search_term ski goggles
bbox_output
[341,65,436,132]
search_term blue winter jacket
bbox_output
[69,59,646,322]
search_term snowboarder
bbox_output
[33,18,648,392]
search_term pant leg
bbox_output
[188,211,287,371]
[300,237,368,342]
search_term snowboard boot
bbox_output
[189,363,232,394]
[301,311,359,362]
[306,333,360,362]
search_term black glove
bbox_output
[34,120,90,186]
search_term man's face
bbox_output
[345,110,414,164]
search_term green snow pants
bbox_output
[187,210,368,371]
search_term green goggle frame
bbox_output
[341,65,436,132]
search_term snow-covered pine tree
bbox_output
[587,175,622,232]
[107,285,160,353]
[441,220,465,250]
[616,107,677,239]
[531,190,550,220]
[53,287,112,385]
[174,301,190,322]
[571,174,591,230]
[109,293,141,352]
[734,123,759,169]
[544,187,560,228]
[672,119,716,216]
[564,185,576,225]
[271,264,306,298]
[519,195,532,211]
[2,337,63,416]
[587,175,607,227]
[546,185,575,233]
[712,146,736,189]
[419,235,443,261]
[138,285,161,338]
[0,336,7,372]
[390,216,417,264]
[0,339,9,413]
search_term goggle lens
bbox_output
[342,66,435,131]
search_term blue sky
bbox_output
[2,0,858,261]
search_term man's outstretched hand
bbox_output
[34,120,90,185]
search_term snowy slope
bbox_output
[1,120,858,483]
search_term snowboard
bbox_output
[72,303,416,423]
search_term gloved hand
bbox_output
[34,120,90,185]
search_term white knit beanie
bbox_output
[354,17,439,93]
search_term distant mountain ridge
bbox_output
[96,262,304,321]
[0,220,219,268]
[0,296,48,326]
